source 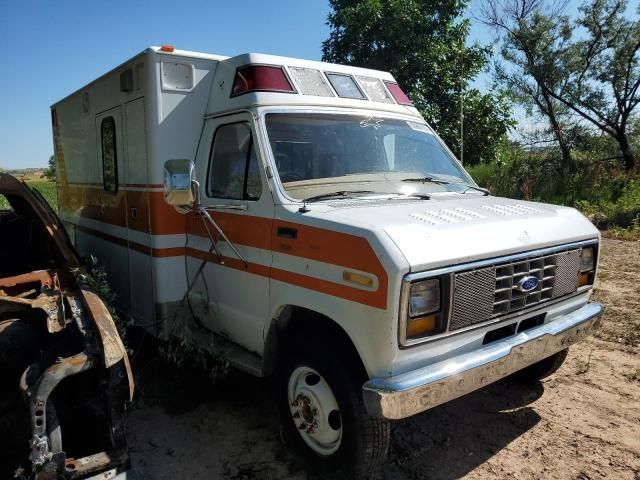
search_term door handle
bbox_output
[130,207,137,219]
[277,226,298,239]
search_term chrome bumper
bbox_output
[363,302,603,420]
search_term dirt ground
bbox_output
[127,238,640,480]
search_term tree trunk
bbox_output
[541,91,575,172]
[558,136,574,172]
[618,133,636,171]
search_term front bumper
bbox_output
[363,302,603,420]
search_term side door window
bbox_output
[207,122,262,200]
[101,116,118,193]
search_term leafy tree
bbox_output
[484,0,577,171]
[44,154,56,180]
[484,0,640,171]
[566,0,640,171]
[322,0,514,165]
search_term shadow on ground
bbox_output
[126,332,544,480]
[383,380,543,479]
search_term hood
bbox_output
[321,195,598,272]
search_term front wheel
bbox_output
[279,349,390,479]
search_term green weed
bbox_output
[0,179,57,212]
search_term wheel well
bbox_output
[263,306,368,381]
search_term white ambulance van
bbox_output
[52,46,603,477]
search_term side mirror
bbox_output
[163,159,196,207]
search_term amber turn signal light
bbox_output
[407,314,438,338]
[578,272,591,287]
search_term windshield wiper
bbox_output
[460,184,491,196]
[391,193,431,200]
[402,176,451,185]
[302,190,376,203]
[403,176,490,196]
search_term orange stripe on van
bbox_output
[186,212,388,309]
[185,210,272,250]
[59,184,155,234]
[149,192,187,235]
[185,248,386,309]
[186,248,271,277]
[62,184,388,309]
[270,268,386,309]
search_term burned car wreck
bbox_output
[0,174,133,479]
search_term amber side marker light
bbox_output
[160,45,175,52]
[343,271,374,288]
[407,314,438,338]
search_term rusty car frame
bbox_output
[0,173,134,479]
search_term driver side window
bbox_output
[207,122,262,200]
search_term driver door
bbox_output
[186,113,274,355]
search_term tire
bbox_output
[278,346,390,479]
[514,348,569,383]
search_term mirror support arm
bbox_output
[190,179,248,268]
[164,168,248,268]
[197,206,249,269]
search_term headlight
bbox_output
[403,278,444,341]
[409,279,440,317]
[580,247,594,272]
[578,246,596,287]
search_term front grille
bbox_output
[450,268,495,330]
[450,248,582,331]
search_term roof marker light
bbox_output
[384,81,413,106]
[231,65,295,97]
[160,45,175,52]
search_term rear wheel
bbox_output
[279,348,390,479]
[515,348,569,383]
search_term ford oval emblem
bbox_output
[517,275,540,293]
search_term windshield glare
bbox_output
[264,113,473,201]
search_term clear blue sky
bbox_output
[0,0,494,169]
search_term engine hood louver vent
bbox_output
[409,203,544,226]
[481,204,543,216]
[410,208,486,225]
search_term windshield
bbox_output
[264,113,474,201]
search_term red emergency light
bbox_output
[384,81,413,106]
[231,65,296,97]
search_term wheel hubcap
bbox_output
[288,366,342,455]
